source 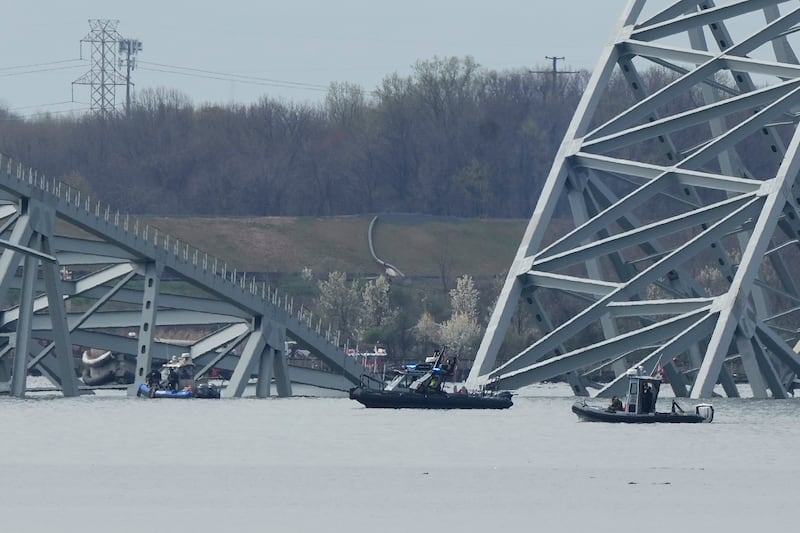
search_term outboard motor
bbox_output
[695,403,714,422]
[197,382,221,399]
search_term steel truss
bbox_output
[0,156,377,398]
[469,0,800,399]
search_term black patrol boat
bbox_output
[348,351,513,410]
[571,368,713,423]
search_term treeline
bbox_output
[0,56,647,218]
[1,56,781,364]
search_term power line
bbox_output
[0,58,84,72]
[8,100,79,111]
[138,60,329,91]
[530,55,580,95]
[2,49,331,113]
[0,64,86,78]
[1,106,90,120]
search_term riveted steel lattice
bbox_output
[468,0,800,399]
[0,156,379,398]
[72,19,127,118]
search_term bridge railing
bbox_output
[0,153,362,362]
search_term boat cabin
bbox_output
[385,362,435,391]
[623,368,661,415]
[161,353,196,390]
[383,350,455,393]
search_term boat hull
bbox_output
[137,383,220,399]
[571,402,710,423]
[349,387,513,409]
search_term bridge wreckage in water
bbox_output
[469,1,800,400]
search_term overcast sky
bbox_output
[2,1,629,117]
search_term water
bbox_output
[1,382,796,532]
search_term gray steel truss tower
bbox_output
[73,19,127,118]
[468,1,800,400]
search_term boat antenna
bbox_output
[437,345,447,367]
[650,351,665,377]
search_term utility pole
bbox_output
[119,39,143,116]
[530,56,580,96]
[545,56,565,87]
[72,19,127,118]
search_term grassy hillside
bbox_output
[147,214,528,279]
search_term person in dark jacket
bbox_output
[641,384,654,413]
[167,368,179,392]
[146,368,161,388]
[608,395,623,412]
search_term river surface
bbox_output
[0,381,796,532]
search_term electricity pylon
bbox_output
[72,19,127,118]
[468,1,800,400]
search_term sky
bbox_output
[1,1,629,118]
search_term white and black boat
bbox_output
[349,351,513,410]
[572,368,713,423]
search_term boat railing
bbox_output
[358,373,387,391]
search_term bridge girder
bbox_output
[469,0,800,399]
[0,158,378,397]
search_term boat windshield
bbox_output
[385,372,419,391]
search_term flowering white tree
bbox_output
[439,274,483,358]
[439,312,481,356]
[361,275,393,327]
[449,274,480,319]
[358,275,396,340]
[317,271,361,339]
[413,310,440,352]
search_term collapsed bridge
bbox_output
[0,154,379,398]
[469,0,800,400]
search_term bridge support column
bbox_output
[2,198,81,396]
[226,318,290,398]
[272,331,291,398]
[131,261,163,395]
[39,234,79,397]
[225,319,265,398]
[255,325,290,398]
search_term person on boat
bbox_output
[641,383,654,413]
[440,357,456,376]
[167,368,179,392]
[607,395,623,412]
[146,368,161,389]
